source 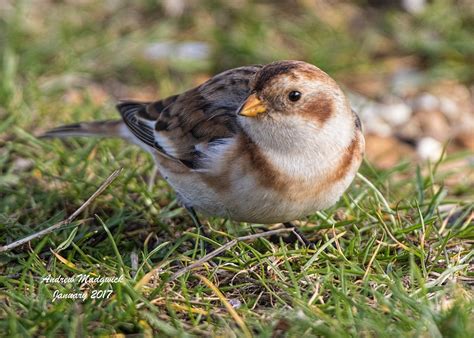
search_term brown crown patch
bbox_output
[297,67,337,87]
[253,61,301,92]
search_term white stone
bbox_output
[412,93,439,111]
[378,101,412,126]
[402,0,427,14]
[439,97,460,119]
[417,137,443,161]
[144,41,210,61]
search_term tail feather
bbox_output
[40,120,125,139]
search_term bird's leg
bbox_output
[184,206,213,252]
[175,194,208,238]
[282,222,313,247]
[185,206,208,237]
[266,222,313,247]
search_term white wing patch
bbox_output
[117,123,158,155]
[153,131,180,158]
[194,138,235,172]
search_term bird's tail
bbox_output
[39,120,126,139]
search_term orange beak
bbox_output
[238,93,266,117]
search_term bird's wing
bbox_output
[117,65,261,168]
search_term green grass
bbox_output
[1,1,473,336]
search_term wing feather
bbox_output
[118,102,156,148]
[116,65,262,168]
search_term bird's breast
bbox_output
[155,130,364,224]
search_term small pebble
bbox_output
[144,41,210,61]
[12,158,34,173]
[417,137,443,161]
[228,298,241,309]
[439,97,459,119]
[378,100,412,126]
[402,0,426,14]
[412,93,439,111]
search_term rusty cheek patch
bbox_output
[301,94,334,124]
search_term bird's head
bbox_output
[238,60,356,153]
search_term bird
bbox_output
[42,60,365,239]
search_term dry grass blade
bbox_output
[196,274,252,338]
[0,168,122,253]
[169,227,295,281]
[363,240,383,281]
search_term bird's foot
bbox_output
[184,206,214,253]
[268,222,314,248]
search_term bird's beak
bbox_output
[238,93,266,117]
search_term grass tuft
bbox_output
[1,1,473,336]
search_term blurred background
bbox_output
[0,0,473,169]
[1,2,472,335]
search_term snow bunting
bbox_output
[42,60,365,225]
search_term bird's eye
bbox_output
[288,91,301,102]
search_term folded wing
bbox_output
[117,65,261,169]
